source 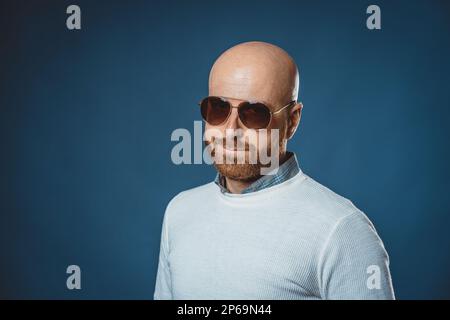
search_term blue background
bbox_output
[1,0,449,299]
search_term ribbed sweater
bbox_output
[154,170,395,299]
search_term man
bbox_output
[154,41,395,299]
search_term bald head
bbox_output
[209,41,299,109]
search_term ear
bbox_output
[286,102,302,140]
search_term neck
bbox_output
[225,177,258,194]
[224,151,288,194]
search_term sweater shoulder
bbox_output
[165,181,216,213]
[294,173,362,222]
[285,173,377,255]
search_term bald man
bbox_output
[154,41,395,300]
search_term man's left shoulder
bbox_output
[292,173,365,223]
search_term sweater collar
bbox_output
[214,151,300,194]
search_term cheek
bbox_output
[252,128,286,151]
[267,117,288,139]
[204,123,224,143]
[243,131,259,147]
[269,115,286,129]
[243,131,272,152]
[204,122,211,133]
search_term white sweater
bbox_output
[154,170,395,299]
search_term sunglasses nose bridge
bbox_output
[223,106,242,129]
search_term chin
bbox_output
[214,163,262,181]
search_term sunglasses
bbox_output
[199,96,296,129]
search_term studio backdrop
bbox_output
[1,0,450,299]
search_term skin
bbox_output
[205,41,303,194]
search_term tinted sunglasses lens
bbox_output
[200,97,230,125]
[238,102,271,129]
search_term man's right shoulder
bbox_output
[165,181,217,215]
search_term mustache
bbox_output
[205,136,253,151]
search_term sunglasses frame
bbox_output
[198,96,297,129]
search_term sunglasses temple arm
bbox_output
[272,101,296,114]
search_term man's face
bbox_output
[204,97,289,181]
[204,41,300,181]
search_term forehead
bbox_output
[209,65,286,109]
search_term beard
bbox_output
[215,163,262,181]
[205,132,286,181]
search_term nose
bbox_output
[224,107,241,130]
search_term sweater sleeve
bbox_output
[317,211,395,300]
[153,210,173,300]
